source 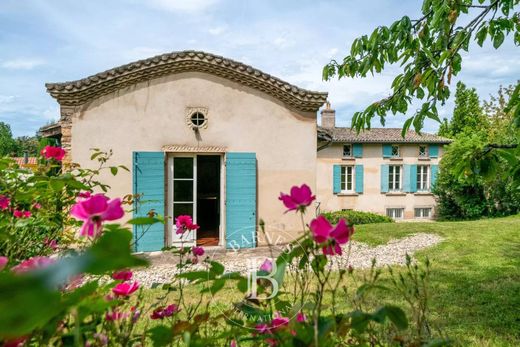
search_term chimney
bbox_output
[320,101,336,128]
[23,151,29,164]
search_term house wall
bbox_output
[316,143,444,219]
[68,72,318,244]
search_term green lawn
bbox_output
[353,215,520,346]
[142,216,520,346]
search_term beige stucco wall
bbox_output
[317,143,444,219]
[69,72,318,245]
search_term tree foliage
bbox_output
[438,81,487,137]
[434,84,520,219]
[323,0,519,134]
[0,122,17,157]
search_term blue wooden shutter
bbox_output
[381,164,389,193]
[226,153,256,249]
[355,165,364,193]
[333,165,341,194]
[431,164,439,188]
[410,165,418,193]
[353,144,363,158]
[382,144,392,158]
[429,144,439,158]
[403,164,411,192]
[133,152,165,252]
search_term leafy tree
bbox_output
[0,122,17,157]
[14,136,39,157]
[434,85,520,219]
[323,0,519,133]
[438,81,488,137]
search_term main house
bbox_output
[40,51,450,252]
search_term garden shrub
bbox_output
[0,155,448,346]
[321,209,394,225]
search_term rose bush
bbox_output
[0,150,448,346]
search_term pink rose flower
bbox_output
[112,281,139,297]
[0,195,10,210]
[70,193,124,237]
[175,215,199,234]
[259,259,273,273]
[44,238,59,251]
[270,312,290,331]
[0,256,8,270]
[296,312,307,322]
[150,304,179,319]
[40,145,66,161]
[13,210,30,218]
[112,270,133,281]
[230,340,237,347]
[191,246,204,257]
[105,310,127,321]
[33,202,42,210]
[278,184,316,213]
[12,256,55,273]
[3,336,28,347]
[309,216,354,256]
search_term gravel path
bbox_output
[133,233,443,287]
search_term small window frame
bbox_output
[418,145,428,158]
[414,207,432,218]
[340,165,355,193]
[386,208,404,219]
[388,165,402,192]
[391,144,400,157]
[416,165,430,192]
[343,144,352,158]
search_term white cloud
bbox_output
[42,107,59,121]
[148,0,220,13]
[208,25,227,36]
[1,58,45,70]
[0,95,16,104]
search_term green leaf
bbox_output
[110,166,118,176]
[127,217,162,225]
[349,310,372,332]
[493,31,505,49]
[476,26,488,47]
[374,305,408,330]
[209,261,225,276]
[176,271,211,281]
[148,325,173,347]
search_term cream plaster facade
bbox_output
[68,72,318,244]
[317,143,444,219]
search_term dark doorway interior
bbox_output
[196,155,220,246]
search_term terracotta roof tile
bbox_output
[318,126,452,144]
[12,157,38,166]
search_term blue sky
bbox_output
[0,0,518,137]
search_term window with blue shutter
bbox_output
[410,165,418,192]
[380,164,389,193]
[133,151,165,252]
[333,165,341,194]
[431,165,439,188]
[382,144,392,158]
[353,144,363,158]
[355,165,364,193]
[429,144,439,158]
[225,153,256,249]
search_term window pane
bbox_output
[174,158,193,178]
[343,145,351,157]
[174,180,193,202]
[391,145,399,156]
[173,203,193,219]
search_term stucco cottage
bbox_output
[41,50,450,252]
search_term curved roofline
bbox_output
[46,50,328,112]
[317,126,452,144]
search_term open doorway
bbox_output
[196,155,220,246]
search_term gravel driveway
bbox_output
[133,233,443,287]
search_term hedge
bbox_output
[321,210,394,226]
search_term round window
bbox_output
[190,112,206,127]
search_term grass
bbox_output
[353,215,520,346]
[141,215,520,346]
